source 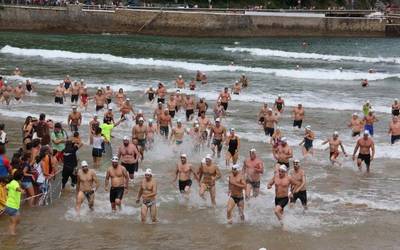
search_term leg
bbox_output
[210,185,217,207]
[245,184,251,200]
[150,203,158,223]
[141,204,148,223]
[75,191,85,214]
[9,214,20,235]
[199,183,206,200]
[88,193,95,211]
[357,158,362,171]
[238,200,245,222]
[232,152,239,164]
[253,187,260,198]
[274,205,284,222]
[226,198,235,224]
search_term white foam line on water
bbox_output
[224,47,400,64]
[1,45,399,81]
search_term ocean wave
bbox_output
[1,45,399,81]
[224,47,400,64]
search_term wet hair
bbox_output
[39,113,46,121]
[95,127,102,135]
[24,116,32,126]
[73,131,79,137]
[32,138,41,148]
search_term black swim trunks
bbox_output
[138,138,146,148]
[160,126,169,138]
[391,135,400,144]
[275,196,289,209]
[169,110,176,118]
[157,98,165,104]
[264,127,274,137]
[393,109,400,116]
[186,109,194,120]
[122,162,139,174]
[110,186,124,203]
[71,94,79,103]
[106,98,112,104]
[258,117,265,124]
[290,190,307,206]
[293,120,303,129]
[83,190,94,201]
[55,96,64,104]
[221,102,228,111]
[246,179,260,189]
[96,105,104,112]
[178,179,192,193]
[212,139,223,152]
[352,131,361,137]
[231,196,244,204]
[357,153,371,167]
[148,93,154,102]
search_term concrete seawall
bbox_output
[0,5,394,37]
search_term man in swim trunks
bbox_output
[209,118,227,158]
[1,82,12,106]
[115,88,126,107]
[54,83,65,104]
[289,159,307,210]
[104,107,115,123]
[25,80,33,93]
[132,117,148,156]
[218,87,231,111]
[258,102,268,124]
[94,88,107,112]
[263,108,278,137]
[153,102,164,122]
[76,160,99,214]
[227,164,246,224]
[176,75,185,89]
[158,109,172,139]
[225,128,240,167]
[170,119,185,147]
[322,131,347,166]
[198,111,211,147]
[389,116,400,144]
[363,110,378,136]
[145,87,155,103]
[292,103,305,129]
[120,98,135,120]
[299,125,315,157]
[173,154,198,199]
[243,148,264,199]
[352,130,375,173]
[196,98,208,116]
[273,137,293,169]
[156,82,167,104]
[70,81,81,104]
[105,156,129,211]
[267,165,300,224]
[392,98,400,116]
[274,95,285,113]
[348,113,364,137]
[239,73,249,88]
[198,154,221,206]
[118,136,140,180]
[104,85,113,107]
[232,81,241,95]
[67,105,82,132]
[136,168,158,223]
[167,94,177,118]
[79,86,89,111]
[189,78,196,90]
[13,83,25,104]
[184,94,195,121]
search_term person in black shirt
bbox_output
[62,140,79,189]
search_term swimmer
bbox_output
[167,95,177,118]
[146,119,157,149]
[13,67,22,76]
[105,156,129,211]
[75,161,99,214]
[198,154,221,206]
[104,85,113,107]
[120,98,135,120]
[170,119,185,147]
[198,111,211,148]
[322,131,347,166]
[104,107,115,123]
[267,165,300,224]
[243,148,264,199]
[218,87,231,111]
[54,83,65,105]
[239,73,249,88]
[158,108,172,139]
[361,79,368,87]
[352,130,375,173]
[227,164,246,224]
[289,159,307,210]
[63,75,72,91]
[136,168,158,223]
[274,95,285,113]
[176,75,185,89]
[156,82,167,104]
[145,87,155,103]
[67,105,82,132]
[232,81,241,95]
[362,100,372,117]
[292,103,305,129]
[225,128,240,167]
[118,137,140,180]
[299,125,315,157]
[209,118,227,158]
[391,98,399,116]
[79,86,89,111]
[213,101,225,121]
[263,108,278,138]
[70,81,81,104]
[115,88,126,107]
[201,73,208,85]
[94,88,107,112]
[173,154,198,200]
[184,95,195,121]
[189,78,196,91]
[273,137,293,169]
[13,83,25,104]
[388,116,400,145]
[25,80,33,94]
[348,113,364,137]
[258,102,268,124]
[196,98,209,116]
[363,110,378,136]
[132,117,148,157]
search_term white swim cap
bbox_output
[201,158,206,164]
[177,119,182,123]
[81,160,88,167]
[180,154,187,158]
[250,148,256,153]
[145,168,152,176]
[232,164,241,171]
[215,118,221,122]
[305,125,311,130]
[353,113,358,116]
[268,108,273,112]
[108,107,112,110]
[123,136,130,141]
[205,154,212,160]
[93,113,98,117]
[333,131,339,136]
[364,130,370,136]
[80,79,84,82]
[281,137,288,143]
[179,75,182,78]
[126,98,130,101]
[230,128,235,132]
[279,165,288,172]
[111,156,119,162]
[138,117,144,122]
[293,159,300,163]
[195,124,200,128]
[148,119,153,123]
[72,105,77,109]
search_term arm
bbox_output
[123,168,129,190]
[104,169,110,191]
[93,172,99,191]
[136,184,143,203]
[214,166,222,181]
[76,172,81,195]
[173,165,179,183]
[67,114,71,126]
[267,176,275,189]
[352,141,360,160]
[190,165,199,182]
[371,141,375,160]
[197,164,203,183]
[340,141,347,155]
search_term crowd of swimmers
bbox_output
[0,66,400,235]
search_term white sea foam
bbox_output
[1,45,399,81]
[224,47,400,64]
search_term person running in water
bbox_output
[289,159,307,210]
[105,156,129,212]
[227,164,246,224]
[389,116,400,144]
[76,160,99,214]
[267,165,299,225]
[218,87,231,111]
[198,154,221,207]
[225,128,240,167]
[363,110,378,136]
[299,125,315,157]
[352,130,375,173]
[173,154,198,200]
[274,95,285,113]
[209,118,227,158]
[322,131,347,166]
[136,168,158,223]
[292,103,305,129]
[243,148,264,199]
[392,98,399,116]
[348,113,364,137]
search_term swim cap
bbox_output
[281,137,288,143]
[179,75,182,78]
[148,119,153,123]
[108,107,112,110]
[230,128,235,132]
[201,158,206,164]
[205,154,212,160]
[215,118,221,122]
[268,108,273,111]
[180,154,187,158]
[72,105,77,109]
[232,164,241,171]
[111,156,119,162]
[145,168,152,176]
[81,161,88,167]
[333,131,339,136]
[195,124,199,128]
[126,98,130,101]
[353,113,358,116]
[123,136,129,141]
[250,148,256,153]
[177,119,182,123]
[305,125,311,130]
[293,159,300,163]
[279,165,288,172]
[139,117,144,122]
[364,130,370,136]
[93,113,98,117]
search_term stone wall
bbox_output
[0,5,388,37]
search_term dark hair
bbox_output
[32,138,41,147]
[21,153,30,162]
[54,122,62,129]
[25,141,33,151]
[95,127,102,135]
[24,116,32,126]
[73,131,79,137]
[39,113,46,121]
[13,169,24,181]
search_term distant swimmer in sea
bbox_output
[263,108,278,138]
[232,81,241,95]
[25,80,33,94]
[299,125,315,157]
[363,110,378,136]
[388,116,400,145]
[267,165,300,225]
[274,95,285,113]
[13,83,25,104]
[295,65,301,70]
[352,130,375,173]
[348,113,364,137]
[145,87,155,103]
[239,73,249,88]
[196,70,203,81]
[136,168,158,223]
[201,73,208,85]
[361,79,369,87]
[322,131,347,167]
[105,156,129,212]
[391,98,399,116]
[338,67,344,72]
[301,41,310,47]
[176,75,185,89]
[155,82,167,104]
[227,164,246,224]
[13,67,22,76]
